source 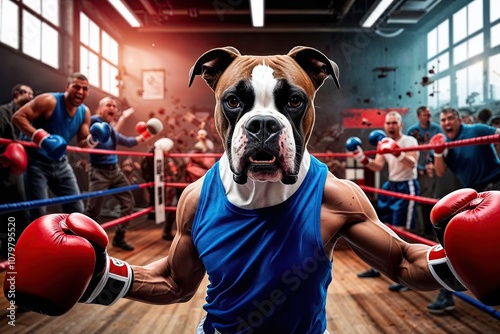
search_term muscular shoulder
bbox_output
[176,177,203,233]
[320,173,381,249]
[34,93,57,113]
[322,174,375,216]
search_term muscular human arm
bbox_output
[321,174,441,291]
[12,93,57,138]
[364,153,385,172]
[77,107,92,147]
[398,150,418,169]
[126,179,206,304]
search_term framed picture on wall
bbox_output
[142,69,164,100]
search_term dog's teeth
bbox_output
[249,156,276,163]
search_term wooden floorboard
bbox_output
[1,216,499,333]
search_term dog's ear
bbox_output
[287,46,340,90]
[188,46,241,90]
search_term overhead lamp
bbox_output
[250,0,264,27]
[107,0,142,28]
[360,0,396,28]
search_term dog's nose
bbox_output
[245,115,282,139]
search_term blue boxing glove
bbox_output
[368,130,387,146]
[87,122,111,147]
[345,137,370,165]
[31,129,67,160]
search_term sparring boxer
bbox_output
[85,97,164,250]
[12,72,109,221]
[425,107,500,313]
[347,112,420,292]
[0,84,33,257]
[5,47,500,334]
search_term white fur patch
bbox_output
[229,63,297,176]
[251,62,277,108]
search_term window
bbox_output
[452,0,483,65]
[490,0,500,23]
[22,0,59,69]
[428,76,451,110]
[491,23,500,48]
[1,0,59,68]
[488,54,500,100]
[427,0,493,109]
[80,12,119,96]
[456,62,484,107]
[427,20,449,59]
[0,0,19,49]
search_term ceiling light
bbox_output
[360,0,396,28]
[107,0,142,28]
[250,0,264,27]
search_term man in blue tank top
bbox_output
[12,73,106,221]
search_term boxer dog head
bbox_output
[189,46,340,185]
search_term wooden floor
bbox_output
[1,216,499,334]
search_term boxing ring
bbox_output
[1,135,499,321]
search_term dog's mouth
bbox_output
[249,151,276,164]
[232,149,296,184]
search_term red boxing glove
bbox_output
[378,137,405,160]
[429,133,447,157]
[3,213,133,316]
[0,143,27,175]
[135,121,147,134]
[137,118,164,141]
[428,188,500,305]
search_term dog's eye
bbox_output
[225,96,241,109]
[288,95,303,108]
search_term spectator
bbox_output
[85,97,161,250]
[353,111,420,293]
[490,113,500,156]
[12,73,95,221]
[406,106,442,238]
[0,84,34,258]
[426,107,500,313]
[461,112,474,124]
[185,129,216,182]
[476,108,492,124]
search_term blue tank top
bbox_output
[29,92,86,160]
[192,156,332,334]
[444,124,500,189]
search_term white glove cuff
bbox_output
[427,245,467,292]
[87,134,99,148]
[84,255,133,306]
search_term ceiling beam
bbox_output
[137,24,368,33]
[159,9,335,16]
